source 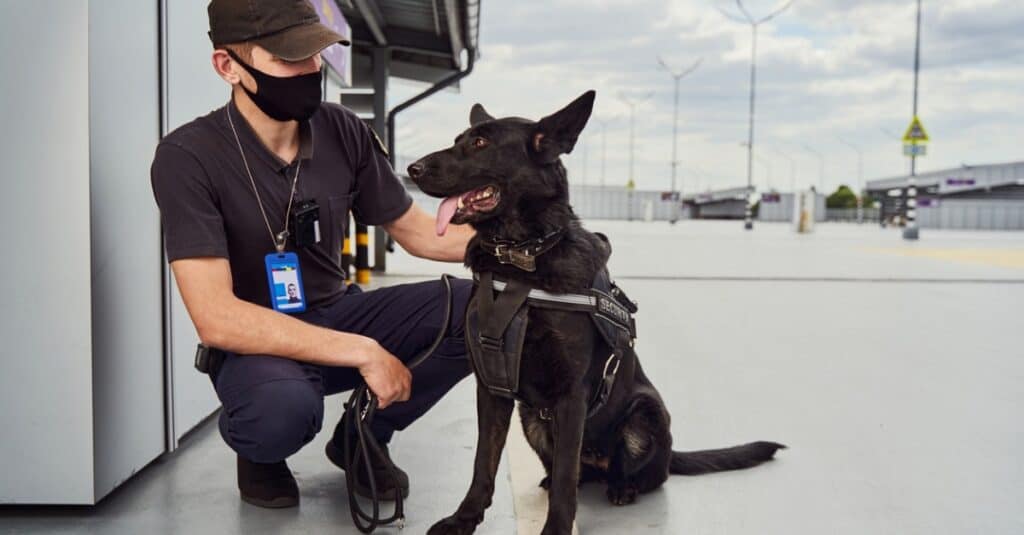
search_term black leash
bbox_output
[340,274,456,533]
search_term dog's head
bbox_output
[408,90,595,236]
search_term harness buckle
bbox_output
[479,334,504,352]
[493,243,510,262]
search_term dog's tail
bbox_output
[669,441,786,476]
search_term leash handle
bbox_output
[344,274,456,533]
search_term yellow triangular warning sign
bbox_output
[902,116,929,143]
[626,178,636,190]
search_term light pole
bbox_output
[657,56,702,224]
[580,134,588,186]
[767,146,797,192]
[904,0,923,241]
[801,143,825,192]
[721,0,793,231]
[837,136,864,223]
[591,116,616,188]
[754,153,773,190]
[617,92,652,188]
[591,116,616,220]
[618,92,653,222]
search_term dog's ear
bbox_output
[530,90,596,164]
[470,103,495,126]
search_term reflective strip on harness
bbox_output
[486,277,597,307]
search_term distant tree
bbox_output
[827,184,859,209]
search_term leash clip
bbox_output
[359,390,374,421]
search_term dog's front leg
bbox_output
[428,382,514,535]
[541,393,588,535]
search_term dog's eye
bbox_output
[473,137,489,149]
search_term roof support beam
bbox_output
[353,0,387,46]
[443,0,464,67]
[351,25,452,56]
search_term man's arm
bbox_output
[171,257,411,407]
[383,201,475,262]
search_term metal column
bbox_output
[371,46,390,271]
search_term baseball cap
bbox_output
[208,0,350,61]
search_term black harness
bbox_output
[466,231,638,420]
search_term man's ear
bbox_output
[470,103,495,126]
[530,90,596,164]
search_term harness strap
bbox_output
[473,271,533,397]
[470,271,637,421]
[472,272,637,339]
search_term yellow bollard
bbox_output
[356,223,371,284]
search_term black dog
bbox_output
[408,90,784,535]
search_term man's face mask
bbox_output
[227,48,323,122]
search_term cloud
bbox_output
[391,0,1024,194]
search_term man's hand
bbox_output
[356,339,412,409]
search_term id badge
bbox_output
[265,252,307,313]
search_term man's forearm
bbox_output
[201,296,373,368]
[425,222,475,262]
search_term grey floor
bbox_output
[3,220,1023,534]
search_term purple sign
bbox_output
[311,0,352,86]
[916,198,938,207]
[945,178,975,186]
[761,192,781,203]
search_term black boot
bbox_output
[325,422,410,501]
[236,454,299,508]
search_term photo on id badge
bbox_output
[265,252,306,313]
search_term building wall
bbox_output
[917,199,1024,230]
[944,184,1024,201]
[89,0,165,500]
[758,194,794,222]
[568,185,689,221]
[697,199,748,219]
[758,193,827,223]
[0,2,95,504]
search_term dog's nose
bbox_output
[407,163,424,179]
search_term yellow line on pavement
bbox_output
[864,247,1024,269]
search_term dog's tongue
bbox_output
[435,196,460,236]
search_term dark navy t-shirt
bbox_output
[150,98,412,309]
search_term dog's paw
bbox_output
[427,516,477,535]
[606,484,639,506]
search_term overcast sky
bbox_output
[388,0,1024,195]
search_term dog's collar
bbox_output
[478,227,566,272]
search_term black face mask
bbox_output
[227,49,323,122]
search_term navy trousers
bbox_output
[210,277,473,464]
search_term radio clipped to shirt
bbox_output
[290,198,321,248]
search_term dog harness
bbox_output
[466,265,638,420]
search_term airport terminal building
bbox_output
[866,160,1024,230]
